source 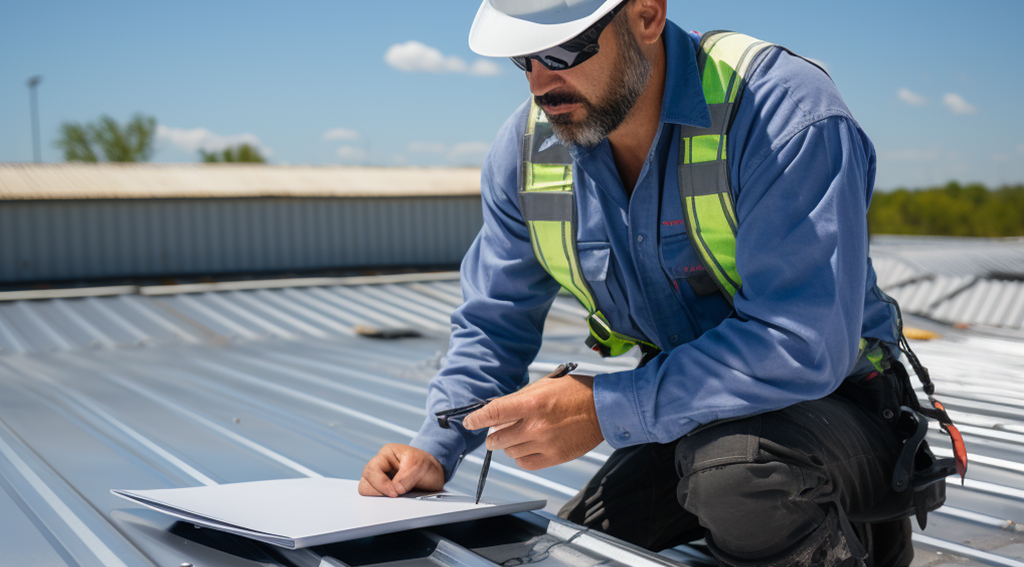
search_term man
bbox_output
[360,1,936,565]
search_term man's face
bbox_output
[528,10,652,147]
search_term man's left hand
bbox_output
[461,371,604,470]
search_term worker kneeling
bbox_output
[360,1,960,565]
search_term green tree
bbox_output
[869,182,1024,236]
[199,143,266,163]
[55,123,98,162]
[54,113,156,162]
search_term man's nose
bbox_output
[527,64,565,96]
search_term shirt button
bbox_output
[670,335,679,343]
[637,235,644,243]
[617,427,631,441]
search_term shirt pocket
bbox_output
[578,241,610,282]
[576,241,624,319]
[659,233,719,297]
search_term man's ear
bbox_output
[629,0,667,46]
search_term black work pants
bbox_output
[558,392,914,566]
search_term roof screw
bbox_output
[233,417,241,424]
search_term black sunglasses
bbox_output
[510,1,627,72]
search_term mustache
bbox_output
[534,91,586,107]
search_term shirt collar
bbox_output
[660,20,711,128]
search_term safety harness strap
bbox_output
[678,31,774,303]
[519,103,652,356]
[519,31,776,355]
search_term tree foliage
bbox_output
[869,182,1024,236]
[54,114,156,163]
[199,143,266,163]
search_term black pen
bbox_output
[474,361,578,504]
[474,449,492,505]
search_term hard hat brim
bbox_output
[469,0,624,58]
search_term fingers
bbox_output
[360,453,399,497]
[463,394,531,430]
[515,453,552,471]
[358,476,385,496]
[359,444,445,498]
[484,420,527,451]
[392,451,444,495]
[502,440,541,461]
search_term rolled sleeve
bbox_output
[594,115,873,448]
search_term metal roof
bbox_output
[0,163,481,200]
[872,236,1024,332]
[872,236,1024,279]
[1,274,1022,566]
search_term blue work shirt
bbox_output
[411,21,900,479]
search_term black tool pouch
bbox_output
[837,358,957,528]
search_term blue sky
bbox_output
[2,1,1021,189]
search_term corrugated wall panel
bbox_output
[0,197,483,283]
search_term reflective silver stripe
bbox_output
[531,138,573,164]
[529,120,573,164]
[677,125,711,139]
[677,104,730,138]
[678,162,729,197]
[519,191,574,222]
[708,103,730,130]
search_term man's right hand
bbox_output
[358,443,445,497]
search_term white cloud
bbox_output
[897,88,927,106]
[992,153,1009,163]
[322,128,359,141]
[336,146,367,161]
[157,125,272,156]
[385,41,501,76]
[1017,144,1024,156]
[385,41,464,73]
[468,59,502,77]
[943,93,978,115]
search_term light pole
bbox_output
[27,75,43,163]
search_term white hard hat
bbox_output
[469,0,625,57]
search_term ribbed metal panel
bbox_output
[871,255,929,289]
[0,197,483,283]
[871,236,1024,332]
[0,276,1021,566]
[885,276,978,315]
[931,279,1024,330]
[872,235,1024,278]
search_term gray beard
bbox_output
[546,24,652,148]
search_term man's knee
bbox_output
[678,458,827,558]
[674,416,836,558]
